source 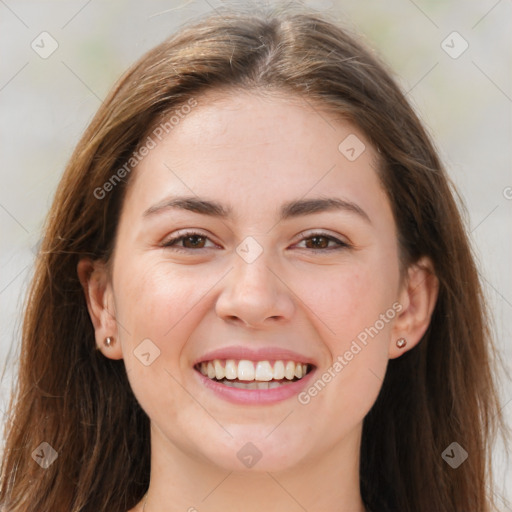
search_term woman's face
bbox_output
[93,90,417,472]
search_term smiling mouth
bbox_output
[194,359,314,390]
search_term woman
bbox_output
[0,3,507,511]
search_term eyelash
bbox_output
[161,230,350,253]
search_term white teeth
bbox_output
[215,379,291,390]
[237,360,255,381]
[273,360,285,380]
[197,359,311,383]
[255,361,273,381]
[214,359,225,380]
[225,359,237,380]
[285,361,295,380]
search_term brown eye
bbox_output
[304,235,330,249]
[162,231,214,251]
[296,232,349,251]
[181,235,207,248]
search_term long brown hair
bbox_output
[0,3,508,511]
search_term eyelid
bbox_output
[161,229,351,252]
[161,229,216,249]
[294,230,351,250]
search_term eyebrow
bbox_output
[143,195,371,224]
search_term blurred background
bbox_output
[1,0,511,506]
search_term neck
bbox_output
[139,423,366,512]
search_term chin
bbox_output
[196,433,310,473]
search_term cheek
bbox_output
[294,253,397,416]
[295,255,398,344]
[111,259,196,377]
[115,255,203,329]
[113,260,210,419]
[113,257,227,370]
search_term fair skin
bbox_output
[78,90,438,512]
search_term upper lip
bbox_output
[193,346,317,367]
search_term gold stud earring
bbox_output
[396,337,407,349]
[104,336,115,348]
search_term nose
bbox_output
[215,248,295,329]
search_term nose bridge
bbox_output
[215,236,294,327]
[234,244,274,293]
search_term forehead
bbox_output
[122,89,390,226]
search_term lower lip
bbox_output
[194,368,317,405]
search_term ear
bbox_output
[77,258,123,360]
[389,256,439,359]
